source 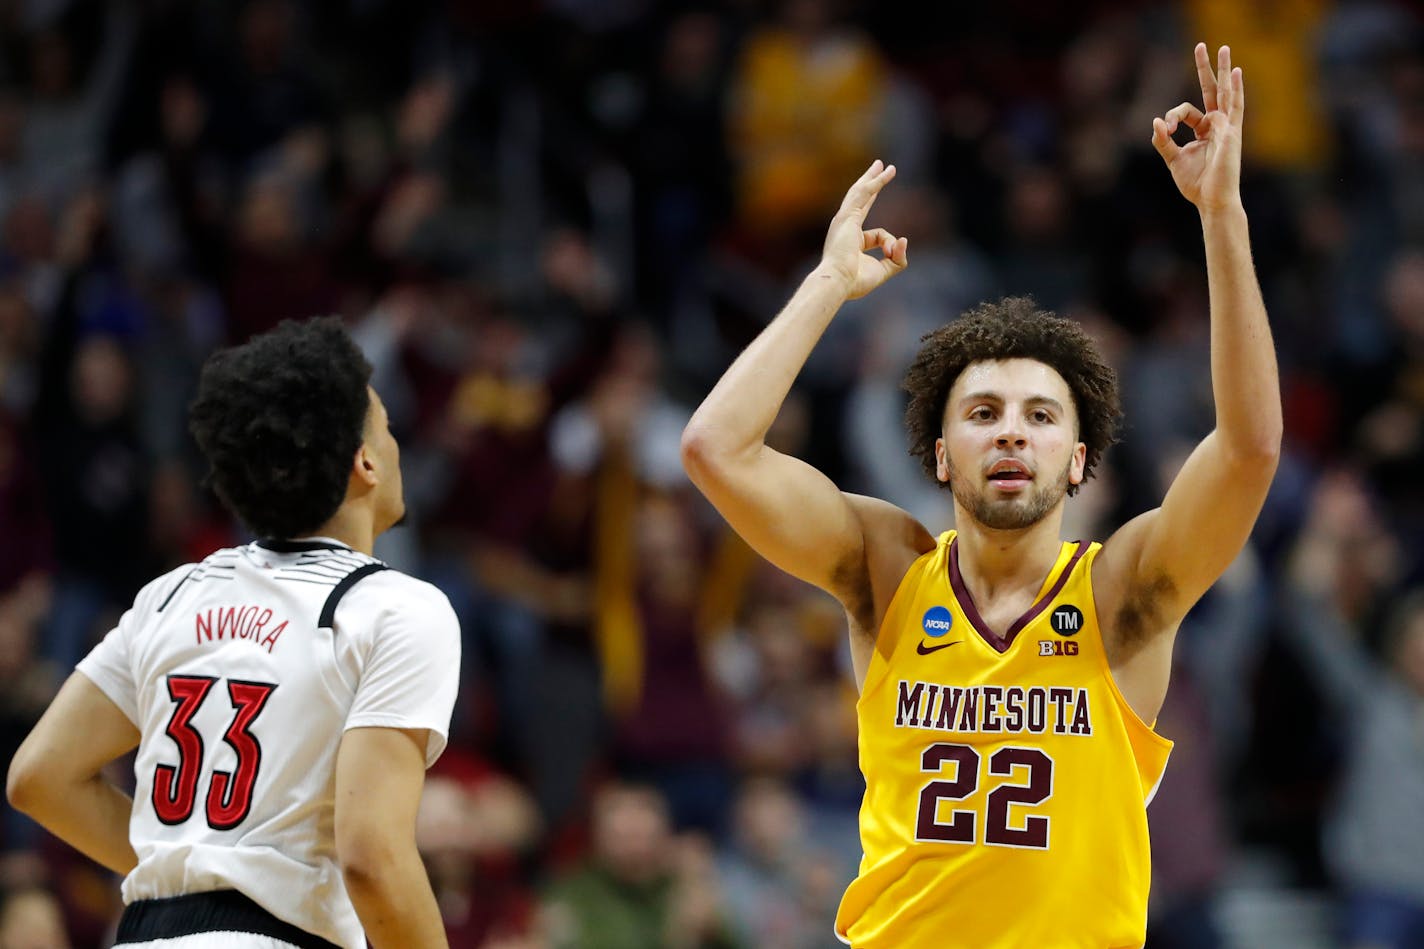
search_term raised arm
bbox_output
[1101,46,1282,669]
[680,162,917,607]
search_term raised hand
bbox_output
[819,160,909,300]
[1151,44,1244,213]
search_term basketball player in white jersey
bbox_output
[7,317,459,949]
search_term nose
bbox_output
[994,413,1028,449]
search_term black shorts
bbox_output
[115,890,340,949]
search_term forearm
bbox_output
[1201,204,1282,455]
[344,846,449,949]
[16,775,137,875]
[683,268,848,457]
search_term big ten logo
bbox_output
[1050,605,1083,637]
[1039,640,1080,657]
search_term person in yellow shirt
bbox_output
[681,44,1281,949]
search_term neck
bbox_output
[311,505,377,556]
[951,505,1065,601]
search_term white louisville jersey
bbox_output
[77,538,461,949]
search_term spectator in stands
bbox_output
[541,783,741,949]
[1284,470,1424,949]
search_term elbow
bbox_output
[1226,427,1282,475]
[338,858,383,898]
[337,830,401,895]
[1245,419,1284,465]
[680,418,756,479]
[680,421,724,484]
[6,751,46,816]
[680,422,710,479]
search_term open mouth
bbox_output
[986,460,1032,488]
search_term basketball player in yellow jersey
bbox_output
[681,44,1279,948]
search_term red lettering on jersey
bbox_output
[216,606,241,639]
[195,607,289,652]
[260,620,288,654]
[249,609,273,642]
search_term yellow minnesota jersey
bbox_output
[835,531,1172,949]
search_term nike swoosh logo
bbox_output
[917,640,962,655]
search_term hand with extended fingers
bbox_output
[819,159,909,300]
[1152,44,1245,214]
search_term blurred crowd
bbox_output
[0,0,1422,947]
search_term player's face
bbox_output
[364,387,405,533]
[934,359,1086,531]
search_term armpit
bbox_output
[1112,571,1178,658]
[831,551,875,635]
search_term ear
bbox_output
[353,442,378,488]
[934,436,950,483]
[1069,441,1087,486]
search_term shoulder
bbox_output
[845,494,936,578]
[133,559,210,613]
[839,494,936,631]
[368,569,453,606]
[336,569,459,634]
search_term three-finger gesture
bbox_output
[820,160,909,300]
[1152,44,1245,213]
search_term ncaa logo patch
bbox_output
[1051,605,1084,636]
[922,606,954,638]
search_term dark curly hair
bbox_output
[903,297,1121,497]
[189,317,372,539]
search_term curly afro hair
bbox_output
[189,317,372,539]
[903,297,1121,497]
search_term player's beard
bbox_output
[947,454,1074,531]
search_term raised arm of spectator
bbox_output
[680,161,915,603]
[1278,472,1391,710]
[33,191,105,429]
[1099,45,1282,653]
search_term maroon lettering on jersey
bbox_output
[1048,688,1072,734]
[957,688,979,732]
[1026,688,1046,733]
[936,687,963,730]
[921,684,941,730]
[896,680,924,727]
[1003,687,1025,732]
[1070,689,1093,736]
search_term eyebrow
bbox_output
[957,392,1067,414]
